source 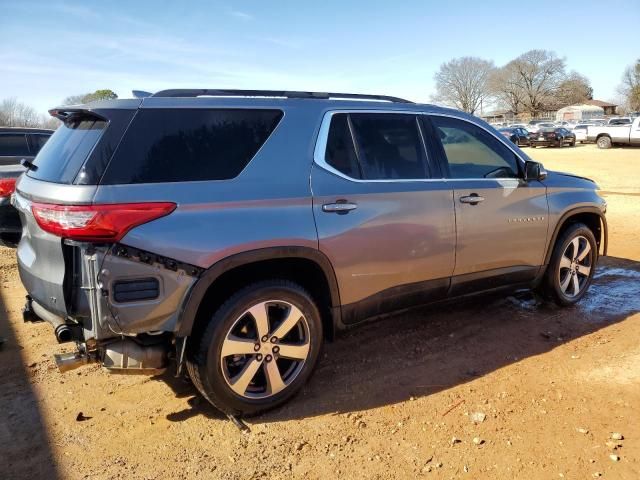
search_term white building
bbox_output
[555,104,605,122]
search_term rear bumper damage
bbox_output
[22,242,201,373]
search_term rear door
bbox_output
[426,114,548,293]
[312,111,455,323]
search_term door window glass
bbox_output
[349,113,429,180]
[430,116,520,179]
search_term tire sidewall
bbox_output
[547,224,598,305]
[196,282,323,415]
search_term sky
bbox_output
[1,0,639,115]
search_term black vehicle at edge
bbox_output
[498,127,531,147]
[529,127,576,148]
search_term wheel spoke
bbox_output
[570,237,580,258]
[247,302,270,339]
[560,272,571,293]
[277,342,310,360]
[559,255,572,270]
[264,360,286,395]
[221,335,257,357]
[229,358,262,396]
[577,241,591,261]
[571,274,580,296]
[577,265,591,277]
[271,304,304,340]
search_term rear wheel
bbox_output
[187,280,323,415]
[597,136,612,149]
[541,223,597,306]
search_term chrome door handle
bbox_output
[459,194,485,205]
[322,202,358,213]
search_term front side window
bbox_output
[0,134,30,156]
[102,109,283,184]
[430,116,520,179]
[349,113,429,180]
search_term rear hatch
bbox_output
[14,103,138,316]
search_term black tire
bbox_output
[186,280,323,416]
[571,140,576,147]
[557,138,563,148]
[597,136,612,149]
[531,144,537,148]
[541,223,598,306]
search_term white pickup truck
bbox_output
[587,116,640,148]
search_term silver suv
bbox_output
[14,90,607,416]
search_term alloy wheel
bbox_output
[220,300,311,399]
[558,235,593,298]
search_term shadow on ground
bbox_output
[159,256,640,424]
[0,288,60,478]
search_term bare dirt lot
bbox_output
[1,144,639,480]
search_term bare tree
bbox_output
[431,57,495,114]
[554,72,593,108]
[618,59,640,111]
[492,50,566,117]
[0,97,42,127]
[489,66,526,115]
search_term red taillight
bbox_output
[0,178,16,198]
[31,202,176,242]
[548,133,556,138]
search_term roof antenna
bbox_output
[132,90,153,99]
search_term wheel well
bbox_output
[553,212,602,255]
[596,133,611,140]
[190,258,336,343]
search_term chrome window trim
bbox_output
[313,109,527,183]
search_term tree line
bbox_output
[432,50,640,117]
[0,89,117,129]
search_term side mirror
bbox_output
[524,161,547,181]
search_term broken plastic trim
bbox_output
[111,244,204,277]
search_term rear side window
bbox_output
[27,116,107,184]
[0,134,30,156]
[29,134,51,154]
[101,109,283,184]
[430,116,520,179]
[350,113,429,180]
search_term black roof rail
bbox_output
[151,89,413,103]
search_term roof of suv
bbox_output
[51,89,466,119]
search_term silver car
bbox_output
[14,90,607,415]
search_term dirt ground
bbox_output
[1,144,639,480]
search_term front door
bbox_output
[427,115,549,293]
[311,112,456,323]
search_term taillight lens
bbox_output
[31,202,176,242]
[0,178,16,198]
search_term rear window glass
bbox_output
[325,114,361,179]
[27,116,107,184]
[0,134,30,157]
[101,109,283,184]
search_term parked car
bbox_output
[0,127,53,247]
[607,117,632,126]
[587,116,640,148]
[498,127,530,146]
[527,121,556,133]
[15,90,607,415]
[529,127,576,148]
[572,124,590,143]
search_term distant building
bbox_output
[481,110,516,124]
[583,100,617,116]
[556,104,605,122]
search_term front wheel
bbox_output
[597,136,612,149]
[541,223,597,306]
[187,280,323,416]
